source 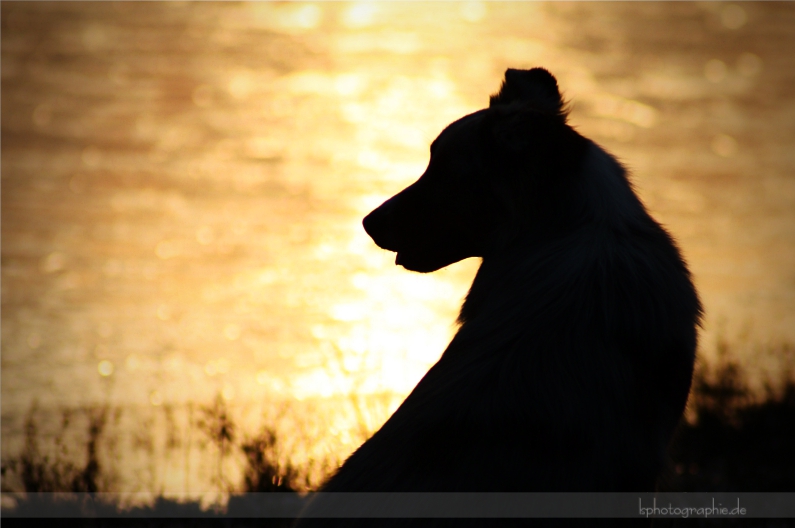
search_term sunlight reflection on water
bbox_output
[2,1,795,496]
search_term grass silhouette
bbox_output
[662,343,795,493]
[2,343,794,524]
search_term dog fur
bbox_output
[294,68,701,525]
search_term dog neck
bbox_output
[457,142,653,331]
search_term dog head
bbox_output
[363,68,588,273]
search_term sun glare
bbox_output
[3,0,793,499]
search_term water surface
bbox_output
[2,1,795,496]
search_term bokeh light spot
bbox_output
[341,3,377,28]
[27,334,42,349]
[244,137,283,160]
[721,4,747,30]
[223,324,241,341]
[216,358,231,374]
[196,226,214,245]
[283,4,322,30]
[228,71,253,100]
[125,354,140,372]
[98,360,114,377]
[157,304,172,321]
[82,24,107,51]
[592,95,658,128]
[712,134,738,157]
[81,146,102,167]
[155,240,180,259]
[109,62,130,86]
[334,73,367,96]
[460,2,487,23]
[705,59,727,83]
[204,361,217,376]
[150,390,163,406]
[40,252,65,273]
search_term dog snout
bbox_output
[363,203,400,252]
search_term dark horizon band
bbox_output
[3,492,794,519]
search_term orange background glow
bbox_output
[2,2,794,498]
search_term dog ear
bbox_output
[489,68,567,118]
